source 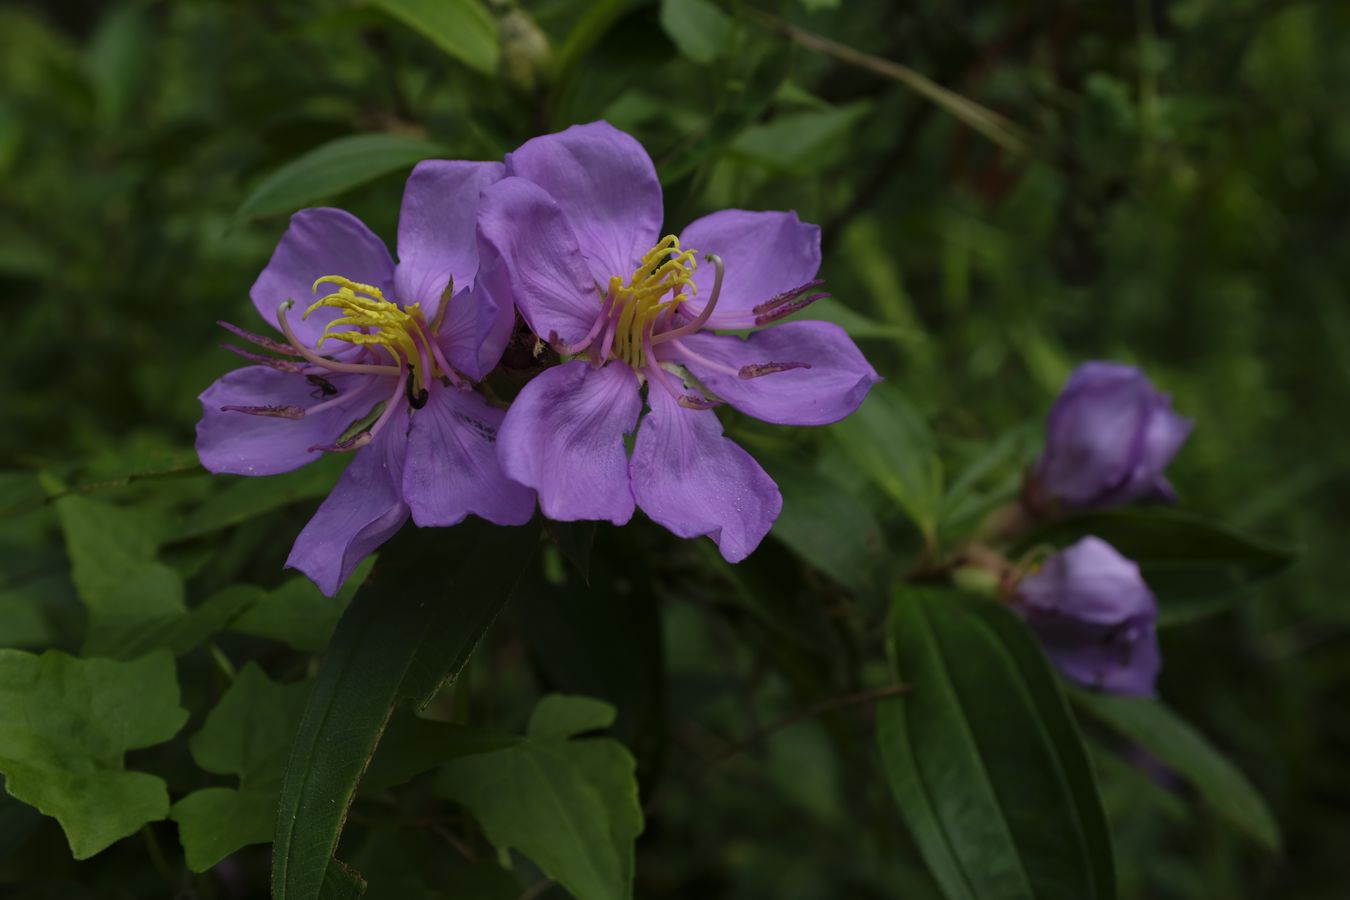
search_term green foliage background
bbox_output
[0,0,1346,897]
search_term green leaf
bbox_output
[86,3,150,129]
[271,519,539,900]
[659,0,732,66]
[0,649,187,859]
[1073,691,1281,852]
[237,133,447,221]
[229,560,373,653]
[362,714,518,794]
[768,456,887,591]
[55,495,186,659]
[731,102,873,173]
[1015,509,1294,625]
[174,458,344,542]
[876,587,1115,900]
[172,664,311,871]
[832,383,944,543]
[528,694,618,739]
[369,0,498,75]
[659,46,791,184]
[436,694,642,900]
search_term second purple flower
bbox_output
[480,122,879,561]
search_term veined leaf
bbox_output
[832,383,943,543]
[369,0,498,75]
[1073,690,1281,852]
[270,519,539,900]
[0,649,187,859]
[237,133,446,221]
[877,587,1115,900]
[172,664,311,871]
[436,694,642,900]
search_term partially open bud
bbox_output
[1013,536,1160,696]
[1031,361,1192,511]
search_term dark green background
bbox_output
[1,0,1346,897]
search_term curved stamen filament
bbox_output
[652,253,724,345]
[276,302,403,377]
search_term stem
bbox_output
[697,684,910,769]
[747,9,1031,155]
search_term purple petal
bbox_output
[1037,362,1193,508]
[1129,405,1193,503]
[668,321,879,425]
[435,239,518,380]
[630,386,782,562]
[195,367,373,476]
[1027,612,1160,697]
[1017,537,1160,696]
[478,176,600,349]
[286,409,411,597]
[1018,537,1155,625]
[394,160,504,313]
[497,360,641,525]
[678,210,821,330]
[505,121,663,284]
[250,208,395,349]
[1038,365,1151,506]
[402,383,536,527]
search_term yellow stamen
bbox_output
[304,275,439,393]
[606,235,698,369]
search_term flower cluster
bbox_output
[196,122,878,595]
[1008,362,1191,696]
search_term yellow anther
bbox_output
[606,235,698,369]
[303,274,439,393]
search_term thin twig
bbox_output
[747,9,1031,155]
[698,683,910,769]
[644,684,909,817]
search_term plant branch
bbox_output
[747,9,1031,155]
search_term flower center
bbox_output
[302,275,451,396]
[601,235,698,370]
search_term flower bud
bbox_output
[498,8,553,95]
[1035,361,1192,509]
[1015,536,1160,696]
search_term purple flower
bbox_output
[196,161,535,595]
[477,122,878,561]
[1035,361,1193,510]
[1015,536,1161,696]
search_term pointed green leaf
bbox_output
[659,0,732,66]
[876,587,1115,900]
[56,495,186,658]
[832,384,943,541]
[172,664,311,871]
[237,133,447,221]
[229,560,373,653]
[1073,691,1281,852]
[369,0,498,75]
[436,695,642,900]
[527,694,618,740]
[0,649,187,859]
[768,456,887,591]
[271,519,539,900]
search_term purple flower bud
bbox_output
[1015,536,1160,696]
[1036,362,1193,509]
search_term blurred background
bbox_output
[1,0,1347,898]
